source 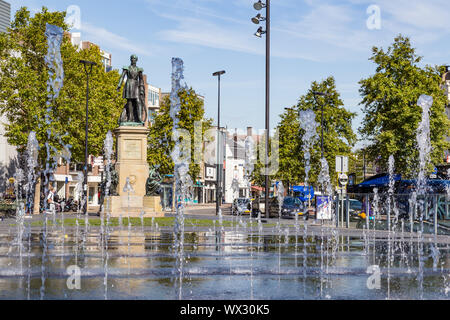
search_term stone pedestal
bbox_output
[105,195,164,217]
[105,126,163,218]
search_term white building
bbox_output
[0,1,16,193]
[0,114,17,193]
[223,129,250,204]
[147,84,161,125]
[66,32,112,72]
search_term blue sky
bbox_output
[8,0,450,147]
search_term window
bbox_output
[88,187,95,203]
[148,109,156,124]
[148,89,160,107]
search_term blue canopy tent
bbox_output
[348,174,402,193]
[398,179,450,194]
[292,186,314,202]
[350,173,450,194]
[358,174,402,187]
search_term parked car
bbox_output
[232,198,252,216]
[267,197,307,220]
[281,197,307,220]
[345,199,363,216]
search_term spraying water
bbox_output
[415,94,433,300]
[25,132,39,216]
[102,131,114,300]
[40,23,64,300]
[416,95,433,199]
[276,181,285,219]
[299,110,319,207]
[170,58,193,300]
[244,136,258,226]
[14,169,25,275]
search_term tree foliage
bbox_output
[359,35,450,176]
[147,88,213,183]
[276,76,357,187]
[0,7,124,166]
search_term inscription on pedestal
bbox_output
[124,139,141,160]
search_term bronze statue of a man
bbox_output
[117,54,147,125]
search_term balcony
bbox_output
[69,163,92,173]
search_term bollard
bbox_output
[346,194,350,229]
[446,196,449,220]
[335,193,340,228]
[434,195,438,236]
[366,194,370,231]
[387,196,391,232]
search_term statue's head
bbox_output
[130,54,138,64]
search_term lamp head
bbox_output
[252,14,265,24]
[79,59,97,66]
[213,70,226,77]
[253,0,266,11]
[254,27,266,38]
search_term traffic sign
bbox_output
[430,167,438,179]
[336,156,349,173]
[339,173,349,186]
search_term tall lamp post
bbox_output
[213,70,226,216]
[252,0,271,219]
[80,60,97,216]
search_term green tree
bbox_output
[147,88,213,183]
[276,76,357,188]
[275,107,302,188]
[359,35,450,176]
[0,7,123,166]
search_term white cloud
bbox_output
[80,22,160,57]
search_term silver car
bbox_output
[232,198,252,216]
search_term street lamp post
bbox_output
[213,70,226,216]
[80,60,97,216]
[252,0,270,219]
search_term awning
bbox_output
[358,174,401,187]
[292,186,314,202]
[251,186,264,192]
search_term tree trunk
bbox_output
[33,177,40,215]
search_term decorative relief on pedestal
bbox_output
[129,175,137,185]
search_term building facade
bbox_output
[65,32,112,72]
[223,128,265,203]
[0,115,17,194]
[0,0,10,33]
[0,0,16,193]
[145,81,161,126]
[54,156,104,210]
